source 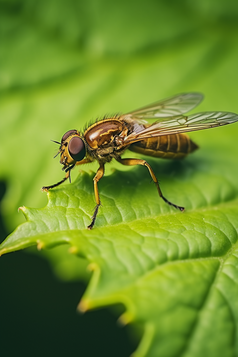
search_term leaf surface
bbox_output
[1,1,238,356]
[1,140,238,356]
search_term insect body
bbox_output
[42,93,238,229]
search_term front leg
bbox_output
[42,169,71,191]
[42,158,92,191]
[88,163,105,230]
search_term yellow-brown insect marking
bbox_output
[129,133,198,159]
[176,133,181,152]
[85,119,123,149]
[167,134,171,151]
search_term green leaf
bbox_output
[2,0,238,356]
[1,132,238,356]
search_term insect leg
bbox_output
[42,171,70,191]
[116,157,185,211]
[42,159,92,191]
[87,163,105,230]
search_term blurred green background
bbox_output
[1,0,238,356]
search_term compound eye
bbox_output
[68,137,86,161]
[61,129,78,143]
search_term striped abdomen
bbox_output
[128,133,198,159]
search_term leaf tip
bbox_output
[77,299,90,313]
[87,262,98,272]
[0,248,6,256]
[37,240,45,250]
[68,246,78,254]
[18,206,29,219]
[118,311,133,326]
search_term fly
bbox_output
[42,93,238,229]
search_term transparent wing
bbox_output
[124,111,238,144]
[123,92,204,119]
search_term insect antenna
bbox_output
[53,151,60,158]
[51,140,61,158]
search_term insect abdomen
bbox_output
[128,133,198,159]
